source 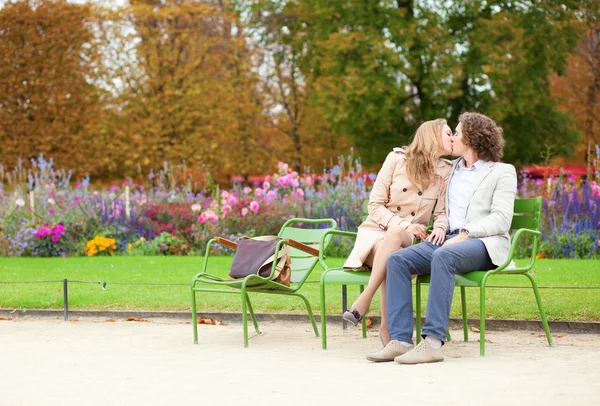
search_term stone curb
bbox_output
[1,308,599,334]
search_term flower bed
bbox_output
[0,151,598,259]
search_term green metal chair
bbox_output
[191,217,337,347]
[415,196,553,356]
[318,201,436,350]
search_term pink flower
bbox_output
[265,175,272,182]
[198,213,207,224]
[228,196,237,206]
[15,198,25,207]
[35,227,52,239]
[243,187,252,195]
[305,176,313,186]
[48,208,56,215]
[254,188,263,197]
[277,177,288,187]
[221,204,232,219]
[241,208,249,217]
[277,161,284,169]
[53,224,65,236]
[266,190,277,200]
[206,210,218,223]
[295,188,305,197]
[291,179,299,188]
[263,181,270,190]
[249,201,260,213]
[191,204,202,212]
[51,235,60,243]
[221,190,230,199]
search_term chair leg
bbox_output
[295,292,319,338]
[191,287,198,344]
[241,288,249,348]
[359,285,366,338]
[320,279,328,350]
[342,285,348,330]
[525,272,553,347]
[461,286,468,342]
[245,293,260,334]
[479,282,487,356]
[415,279,422,344]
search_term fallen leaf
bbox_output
[179,321,191,325]
[447,355,462,359]
[70,318,79,323]
[105,319,117,323]
[554,334,568,338]
[470,327,480,333]
[365,317,372,328]
[126,317,149,322]
[0,317,14,321]
[197,318,226,326]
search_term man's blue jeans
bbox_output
[386,234,494,343]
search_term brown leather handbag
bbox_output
[227,236,292,286]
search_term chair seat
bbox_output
[321,268,371,285]
[193,273,295,291]
[418,271,487,288]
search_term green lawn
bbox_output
[1,257,599,321]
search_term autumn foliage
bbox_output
[0,0,597,182]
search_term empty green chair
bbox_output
[415,196,553,355]
[191,217,337,347]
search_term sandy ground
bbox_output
[1,318,599,406]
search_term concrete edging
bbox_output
[1,308,599,334]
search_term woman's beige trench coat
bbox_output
[343,148,452,269]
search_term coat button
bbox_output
[397,206,401,211]
[411,211,415,216]
[418,191,422,196]
[402,188,407,192]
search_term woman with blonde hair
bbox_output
[342,119,453,345]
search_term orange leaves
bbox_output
[126,317,150,322]
[197,318,225,326]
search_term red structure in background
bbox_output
[239,166,594,184]
[522,165,591,178]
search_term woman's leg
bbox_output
[350,224,413,316]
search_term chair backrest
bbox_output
[510,197,543,232]
[278,218,337,283]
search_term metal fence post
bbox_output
[63,279,68,321]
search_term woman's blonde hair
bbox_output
[404,119,446,189]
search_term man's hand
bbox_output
[406,223,427,240]
[426,227,446,245]
[442,231,469,247]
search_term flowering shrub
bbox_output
[31,223,69,257]
[85,236,117,256]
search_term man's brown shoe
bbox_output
[394,340,444,364]
[366,340,413,362]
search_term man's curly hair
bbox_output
[458,112,505,162]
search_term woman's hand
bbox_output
[406,224,427,241]
[426,227,446,245]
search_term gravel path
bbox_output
[1,317,598,405]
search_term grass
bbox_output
[1,257,599,321]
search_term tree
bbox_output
[246,0,584,167]
[0,0,106,176]
[550,2,600,168]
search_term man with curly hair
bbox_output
[366,112,517,364]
